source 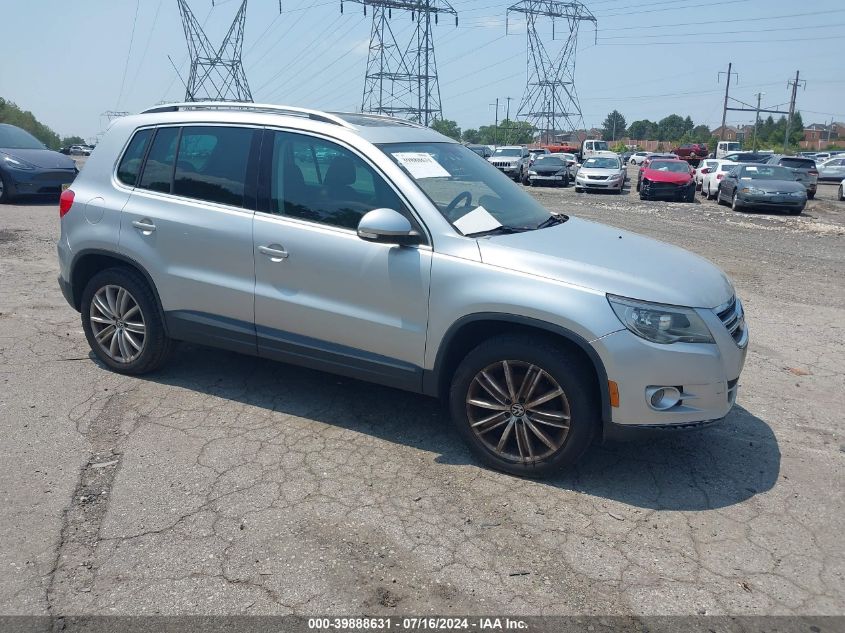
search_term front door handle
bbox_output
[258,244,289,261]
[131,219,156,233]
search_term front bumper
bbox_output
[591,307,747,428]
[530,173,567,184]
[576,176,622,189]
[641,180,693,199]
[737,193,805,210]
[2,167,76,196]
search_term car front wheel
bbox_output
[449,335,598,477]
[839,185,844,201]
[0,172,12,204]
[731,191,742,211]
[81,268,172,375]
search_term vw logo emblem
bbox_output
[510,403,526,417]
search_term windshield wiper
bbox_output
[535,213,569,229]
[465,225,531,237]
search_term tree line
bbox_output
[430,108,806,151]
[0,98,85,149]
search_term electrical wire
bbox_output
[115,0,141,109]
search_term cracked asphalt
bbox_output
[0,167,843,617]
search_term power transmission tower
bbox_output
[507,1,597,143]
[177,0,253,102]
[342,0,457,125]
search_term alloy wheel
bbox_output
[465,360,571,464]
[89,284,146,363]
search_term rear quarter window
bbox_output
[116,129,152,187]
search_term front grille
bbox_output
[587,175,608,180]
[491,160,515,168]
[647,181,682,192]
[716,296,746,346]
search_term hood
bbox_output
[477,217,734,309]
[741,179,806,193]
[643,168,692,184]
[0,148,76,170]
[533,162,567,173]
[578,167,621,177]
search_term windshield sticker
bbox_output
[746,166,758,171]
[392,152,451,179]
[453,206,501,235]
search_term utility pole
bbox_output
[752,92,764,152]
[504,96,513,144]
[784,70,804,152]
[507,1,596,141]
[718,62,737,141]
[489,99,500,146]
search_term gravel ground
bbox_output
[0,166,843,617]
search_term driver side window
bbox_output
[267,131,406,230]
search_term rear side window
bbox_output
[173,126,254,207]
[778,158,814,169]
[138,127,179,193]
[117,129,152,186]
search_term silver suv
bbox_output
[57,102,748,477]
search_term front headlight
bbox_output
[528,170,537,175]
[2,155,36,170]
[740,186,763,194]
[607,295,714,344]
[790,191,806,197]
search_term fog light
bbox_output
[645,386,681,411]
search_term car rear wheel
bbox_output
[731,192,742,211]
[449,335,598,477]
[81,268,172,375]
[807,190,815,199]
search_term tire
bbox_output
[717,186,728,206]
[629,159,636,165]
[839,185,844,201]
[80,267,172,375]
[807,190,815,200]
[449,334,598,478]
[522,172,530,186]
[684,185,696,203]
[636,180,641,192]
[0,172,13,204]
[788,205,804,216]
[731,191,742,212]
[574,186,582,193]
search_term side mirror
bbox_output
[357,208,421,246]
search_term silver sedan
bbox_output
[574,156,625,193]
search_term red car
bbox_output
[673,143,709,159]
[639,159,696,202]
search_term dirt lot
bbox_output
[0,167,843,617]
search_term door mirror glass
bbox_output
[357,208,421,245]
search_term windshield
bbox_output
[741,165,795,180]
[590,141,609,151]
[0,125,46,150]
[583,157,620,169]
[378,142,554,234]
[724,143,740,151]
[779,158,814,169]
[649,161,689,173]
[534,156,564,166]
[552,153,575,161]
[493,148,522,157]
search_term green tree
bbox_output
[430,118,461,141]
[476,118,535,145]
[657,114,687,142]
[601,110,626,142]
[627,119,656,140]
[461,128,480,144]
[0,97,63,149]
[691,125,711,142]
[60,135,86,147]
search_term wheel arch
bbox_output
[69,249,167,333]
[424,313,611,423]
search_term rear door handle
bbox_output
[131,219,156,232]
[258,244,289,261]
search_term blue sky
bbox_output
[2,0,843,141]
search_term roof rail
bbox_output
[140,102,354,129]
[330,111,427,129]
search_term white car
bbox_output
[628,151,649,165]
[701,160,738,200]
[695,159,720,189]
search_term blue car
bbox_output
[0,124,78,203]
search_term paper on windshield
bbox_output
[392,152,450,179]
[453,206,501,235]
